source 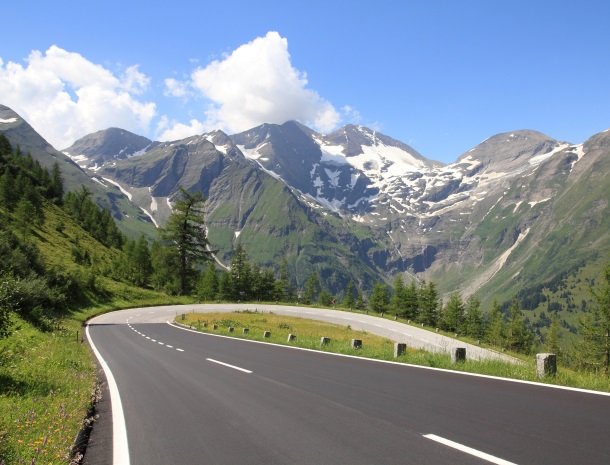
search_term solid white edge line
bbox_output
[85,324,130,465]
[423,434,518,465]
[166,321,610,397]
[206,358,253,373]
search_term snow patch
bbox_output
[234,230,241,239]
[0,117,18,124]
[139,208,159,228]
[101,177,132,200]
[513,201,523,213]
[529,143,569,166]
[528,198,551,208]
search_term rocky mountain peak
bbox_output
[63,127,153,169]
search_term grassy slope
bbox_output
[0,202,188,464]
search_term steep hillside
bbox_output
[7,104,610,313]
[96,131,387,290]
[0,105,157,239]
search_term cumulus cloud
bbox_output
[160,31,341,139]
[163,77,190,98]
[0,45,156,149]
[156,115,207,141]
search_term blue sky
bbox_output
[1,0,609,163]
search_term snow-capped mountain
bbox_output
[7,101,610,311]
[63,128,155,170]
[231,121,436,214]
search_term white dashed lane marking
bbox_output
[127,320,185,352]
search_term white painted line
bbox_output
[86,325,130,465]
[176,348,184,352]
[166,320,610,397]
[423,434,517,465]
[166,345,173,348]
[151,339,157,342]
[158,341,164,345]
[206,358,253,374]
[145,337,150,340]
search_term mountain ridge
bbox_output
[4,104,610,329]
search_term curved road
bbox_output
[85,304,610,465]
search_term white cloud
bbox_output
[156,115,207,141]
[164,77,190,98]
[0,45,156,149]
[161,31,341,139]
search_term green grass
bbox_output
[178,310,610,393]
[0,291,192,465]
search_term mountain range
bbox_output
[2,103,609,325]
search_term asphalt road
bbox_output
[86,305,610,465]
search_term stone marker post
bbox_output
[536,353,557,378]
[351,339,362,349]
[451,347,466,364]
[394,343,407,357]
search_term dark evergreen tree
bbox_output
[442,293,465,333]
[343,281,356,309]
[390,275,406,315]
[160,188,211,295]
[230,243,252,301]
[418,281,439,326]
[485,300,505,348]
[505,300,532,353]
[575,265,610,373]
[464,295,484,339]
[369,282,389,313]
[274,259,292,302]
[198,262,219,301]
[303,273,320,305]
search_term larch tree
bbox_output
[160,188,212,295]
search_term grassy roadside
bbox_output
[0,289,192,465]
[178,310,610,393]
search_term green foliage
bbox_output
[160,187,211,295]
[441,293,465,333]
[303,273,320,305]
[369,282,389,313]
[505,300,533,353]
[343,281,356,309]
[464,295,484,339]
[574,265,610,373]
[198,262,219,301]
[64,186,124,249]
[486,300,505,348]
[418,281,439,326]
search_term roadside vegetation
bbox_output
[178,310,610,393]
[1,131,609,463]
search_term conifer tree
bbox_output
[575,265,610,374]
[303,273,320,305]
[464,295,484,339]
[343,281,356,309]
[230,243,251,301]
[198,262,219,301]
[418,281,439,326]
[369,282,389,313]
[160,188,211,295]
[505,300,532,353]
[442,293,465,333]
[390,275,406,315]
[486,300,505,348]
